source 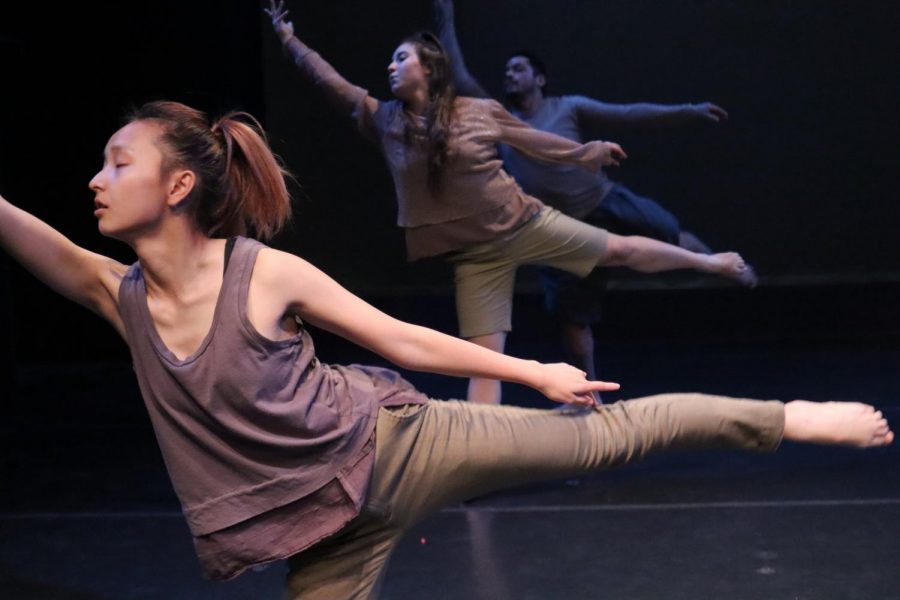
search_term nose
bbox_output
[89,169,105,192]
[387,61,397,74]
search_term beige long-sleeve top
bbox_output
[287,41,609,260]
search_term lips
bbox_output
[94,199,108,217]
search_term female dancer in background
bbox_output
[266,1,756,404]
[0,100,890,599]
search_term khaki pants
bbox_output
[285,394,784,599]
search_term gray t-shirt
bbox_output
[502,96,615,219]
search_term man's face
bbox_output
[503,55,544,96]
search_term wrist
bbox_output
[526,360,549,391]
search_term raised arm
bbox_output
[433,0,491,99]
[265,0,379,129]
[0,195,128,336]
[489,100,628,169]
[255,248,618,406]
[569,95,728,128]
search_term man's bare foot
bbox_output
[783,400,894,448]
[707,252,758,287]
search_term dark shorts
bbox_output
[539,183,682,323]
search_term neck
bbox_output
[403,88,431,116]
[508,89,544,117]
[131,220,222,300]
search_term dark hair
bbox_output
[508,50,548,92]
[126,101,292,241]
[402,32,456,195]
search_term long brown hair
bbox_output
[127,101,292,240]
[402,32,456,195]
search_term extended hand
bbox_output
[600,141,628,167]
[693,102,729,123]
[534,362,620,407]
[265,0,295,43]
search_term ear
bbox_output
[165,169,197,208]
[535,73,547,89]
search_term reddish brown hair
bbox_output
[127,101,291,240]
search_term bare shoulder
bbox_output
[252,247,324,295]
[250,247,341,318]
[254,246,317,278]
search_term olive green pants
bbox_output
[285,394,784,599]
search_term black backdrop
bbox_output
[2,0,899,366]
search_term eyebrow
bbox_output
[101,144,133,159]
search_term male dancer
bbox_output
[435,0,753,397]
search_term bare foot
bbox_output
[783,400,894,448]
[707,252,758,287]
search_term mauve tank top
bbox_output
[116,237,428,570]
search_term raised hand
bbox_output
[692,102,729,123]
[265,0,295,43]
[533,362,619,407]
[599,141,628,167]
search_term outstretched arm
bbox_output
[489,100,628,169]
[265,0,379,129]
[0,195,128,337]
[570,96,728,128]
[433,0,491,99]
[256,248,618,405]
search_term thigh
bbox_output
[368,395,784,527]
[599,184,681,244]
[452,258,518,338]
[514,208,610,277]
[284,511,401,600]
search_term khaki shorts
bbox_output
[449,207,609,338]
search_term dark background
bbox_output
[1,0,899,374]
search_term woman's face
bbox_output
[387,42,430,101]
[88,120,172,241]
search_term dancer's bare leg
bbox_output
[560,322,601,404]
[466,332,506,404]
[601,233,758,287]
[784,401,894,447]
[678,231,713,254]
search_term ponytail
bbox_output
[211,113,291,240]
[128,101,292,241]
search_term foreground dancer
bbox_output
[267,1,755,404]
[435,0,753,392]
[0,101,891,600]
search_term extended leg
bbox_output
[370,394,785,526]
[600,233,757,287]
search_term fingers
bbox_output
[704,103,728,122]
[584,380,620,392]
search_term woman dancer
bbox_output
[0,101,890,599]
[266,1,756,404]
